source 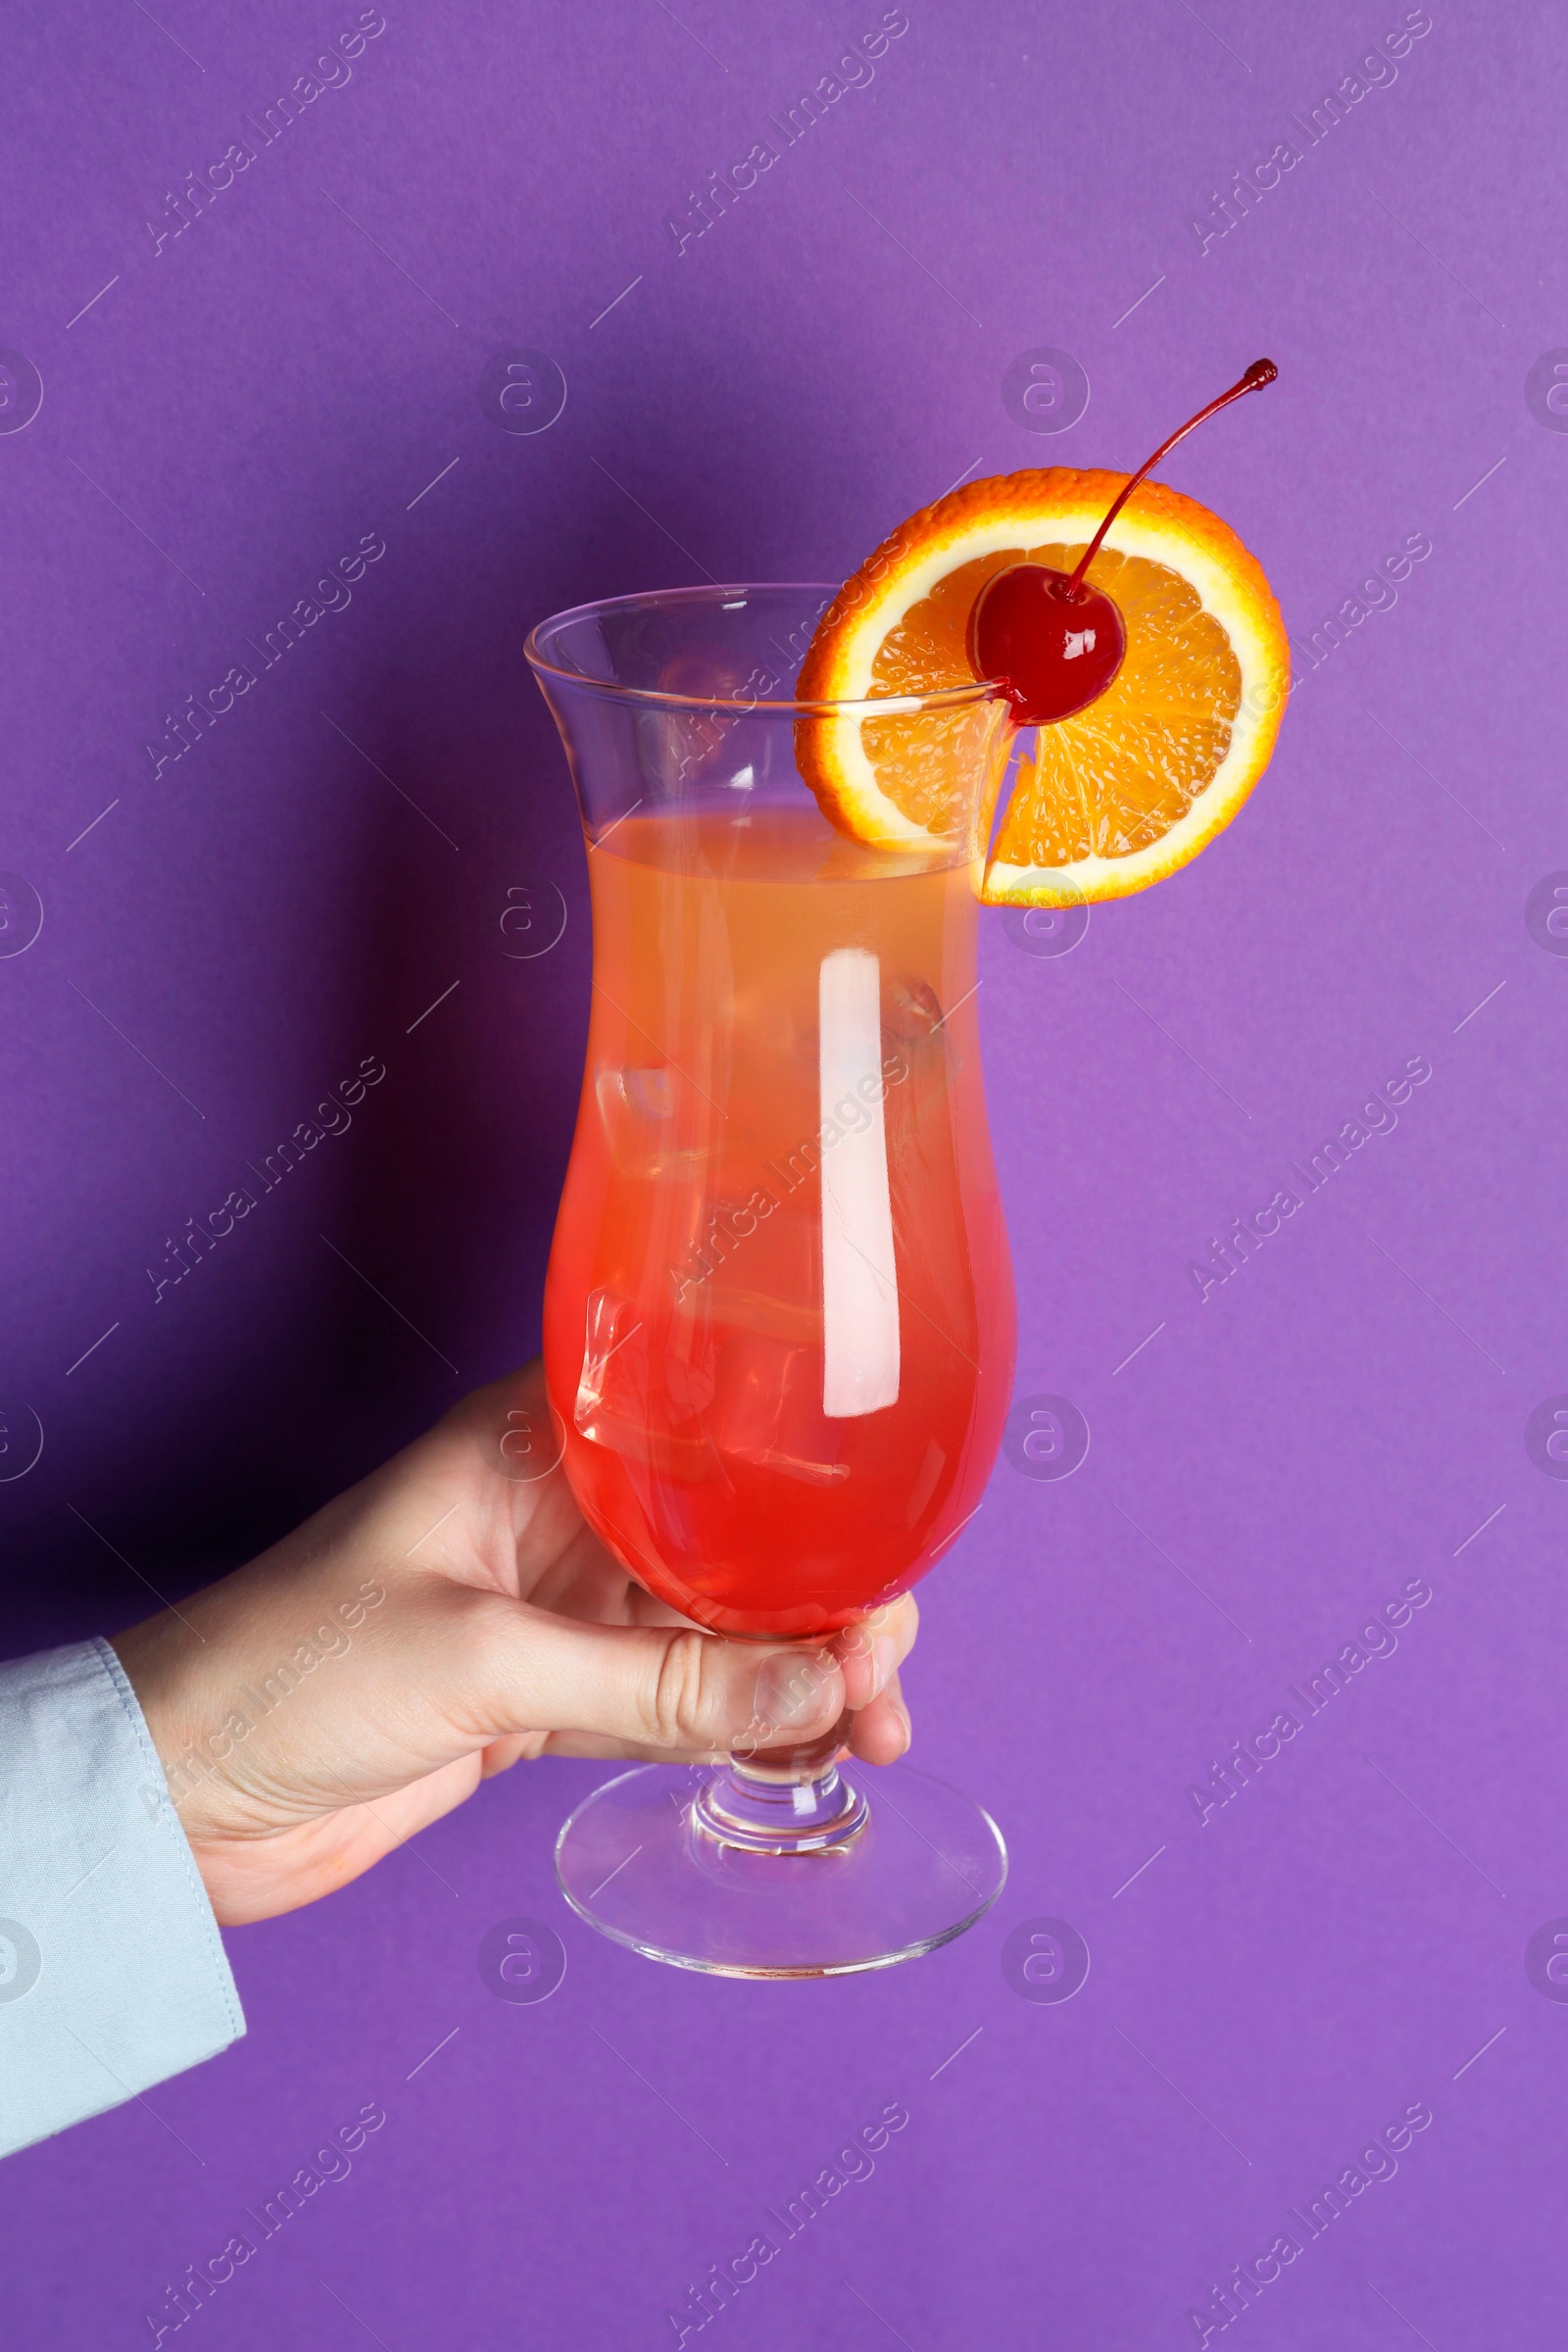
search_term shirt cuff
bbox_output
[0,1638,245,2158]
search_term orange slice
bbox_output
[796,468,1289,905]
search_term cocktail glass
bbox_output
[525,584,1017,1977]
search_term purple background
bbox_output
[2,1,1562,2343]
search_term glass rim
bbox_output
[524,581,1004,717]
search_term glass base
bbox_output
[555,1755,1007,1979]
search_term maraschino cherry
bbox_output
[968,358,1278,726]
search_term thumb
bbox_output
[470,1596,847,1759]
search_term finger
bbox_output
[532,1687,913,1772]
[529,1663,916,1771]
[536,1730,722,1766]
[465,1588,847,1760]
[534,1677,917,1772]
[846,1669,911,1766]
[830,1593,918,1711]
[618,1583,723,1633]
[478,1730,551,1777]
[479,1604,914,1766]
[392,1359,584,1593]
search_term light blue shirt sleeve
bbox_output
[0,1639,245,2157]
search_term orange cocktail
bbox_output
[543,805,1013,1639]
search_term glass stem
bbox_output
[694,1713,868,1854]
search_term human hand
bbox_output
[111,1361,916,1926]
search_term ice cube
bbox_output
[711,1333,849,1488]
[574,1289,645,1441]
[595,1065,716,1180]
[574,1289,718,1482]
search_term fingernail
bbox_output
[867,1635,898,1698]
[889,1693,911,1752]
[754,1649,838,1731]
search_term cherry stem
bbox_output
[1063,358,1278,601]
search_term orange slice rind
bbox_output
[796,468,1290,905]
